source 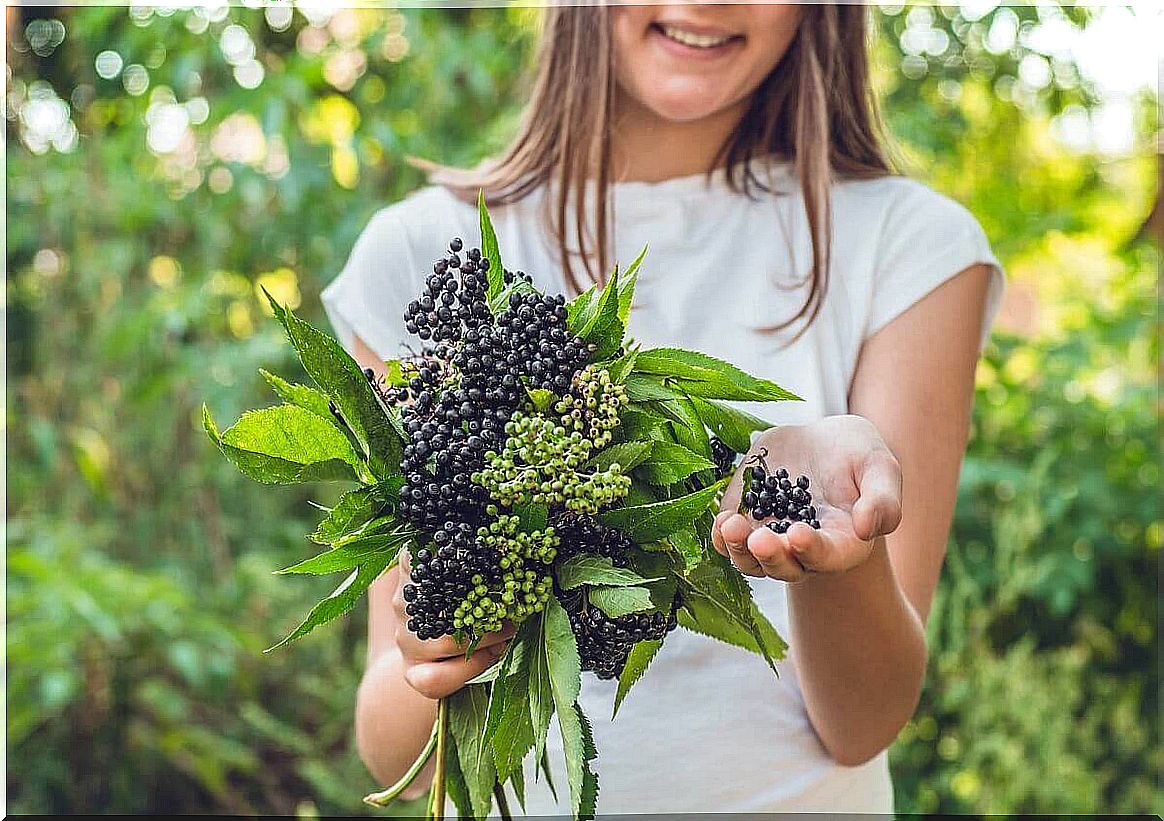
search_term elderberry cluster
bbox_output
[709,436,738,479]
[551,512,634,568]
[397,238,597,640]
[741,463,822,532]
[568,601,678,680]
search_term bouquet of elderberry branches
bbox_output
[204,194,808,820]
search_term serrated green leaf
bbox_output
[636,440,715,485]
[544,596,581,709]
[679,553,787,671]
[539,748,558,802]
[617,408,667,442]
[577,265,623,361]
[633,348,801,402]
[624,374,686,403]
[557,555,660,590]
[588,585,654,617]
[448,683,496,820]
[260,369,333,419]
[491,641,534,782]
[264,292,403,480]
[524,615,554,762]
[603,344,639,384]
[443,732,474,820]
[204,404,359,485]
[309,486,382,545]
[509,762,526,811]
[566,284,602,335]
[222,404,359,466]
[617,246,646,324]
[688,396,771,454]
[596,477,729,544]
[515,502,549,533]
[557,700,586,820]
[526,386,555,412]
[666,525,704,571]
[276,530,410,575]
[266,553,393,651]
[613,638,662,718]
[584,441,651,473]
[478,190,505,303]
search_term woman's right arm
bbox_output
[349,334,512,795]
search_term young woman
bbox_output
[322,4,1004,814]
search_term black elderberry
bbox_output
[710,436,738,479]
[739,450,821,531]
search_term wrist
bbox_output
[795,535,893,596]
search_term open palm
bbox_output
[711,415,904,583]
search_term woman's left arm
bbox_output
[713,263,994,766]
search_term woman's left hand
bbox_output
[711,414,904,582]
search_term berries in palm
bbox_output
[741,461,821,531]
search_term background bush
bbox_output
[6,4,1158,815]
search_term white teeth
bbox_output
[659,24,733,49]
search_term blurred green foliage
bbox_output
[6,4,1158,815]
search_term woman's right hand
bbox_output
[392,548,515,700]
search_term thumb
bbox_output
[851,448,903,541]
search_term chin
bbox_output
[632,80,737,124]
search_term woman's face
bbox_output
[612,3,803,123]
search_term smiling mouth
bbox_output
[653,22,743,50]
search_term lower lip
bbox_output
[649,25,744,61]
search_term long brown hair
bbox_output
[425,4,892,334]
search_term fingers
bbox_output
[745,526,809,583]
[403,640,508,700]
[716,512,764,576]
[852,448,903,541]
[717,456,748,518]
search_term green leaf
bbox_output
[309,486,383,545]
[544,596,581,709]
[509,761,526,811]
[617,246,646,324]
[588,585,654,617]
[689,396,771,454]
[264,292,403,480]
[491,643,534,782]
[276,529,410,575]
[665,525,704,571]
[524,615,554,762]
[260,369,333,419]
[617,408,668,442]
[515,502,548,533]
[478,190,505,303]
[596,477,729,544]
[565,284,601,335]
[557,700,599,821]
[443,732,474,820]
[380,359,410,388]
[525,386,555,412]
[635,440,715,485]
[624,374,686,403]
[557,555,660,590]
[577,264,623,360]
[539,748,558,802]
[447,683,496,820]
[204,404,359,485]
[678,553,787,671]
[584,441,651,473]
[265,552,393,651]
[613,638,662,719]
[603,344,639,384]
[633,347,802,402]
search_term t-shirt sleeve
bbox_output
[320,206,421,360]
[865,182,1006,353]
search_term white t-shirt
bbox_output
[321,159,1004,815]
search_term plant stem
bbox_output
[362,716,439,807]
[493,782,513,821]
[427,698,449,821]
